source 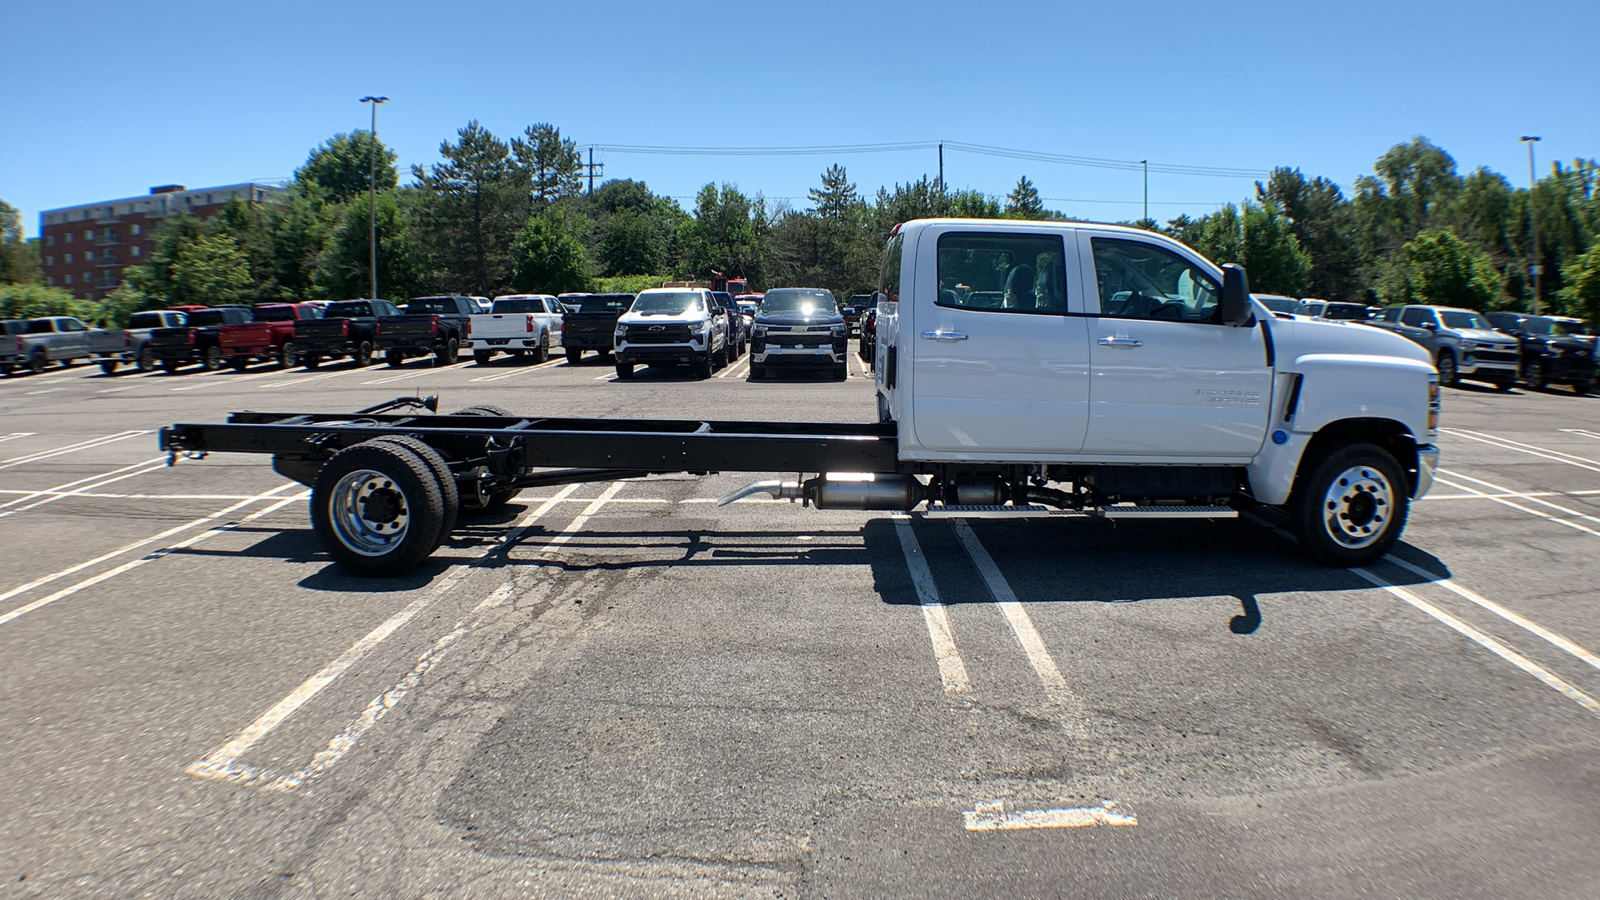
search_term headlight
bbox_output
[614,325,628,336]
[752,325,766,338]
[831,324,847,337]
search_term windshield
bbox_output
[1323,304,1369,320]
[578,294,632,313]
[1441,311,1491,330]
[325,302,372,317]
[1519,317,1576,337]
[630,292,701,315]
[405,298,461,315]
[760,289,838,316]
[188,310,231,326]
[1256,296,1305,314]
[491,297,545,314]
[128,312,177,329]
[253,307,297,322]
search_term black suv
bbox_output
[1486,311,1598,394]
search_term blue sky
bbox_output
[4,0,1592,234]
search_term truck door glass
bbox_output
[1090,238,1220,322]
[879,233,904,304]
[1399,307,1432,328]
[935,233,1067,314]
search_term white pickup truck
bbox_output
[464,294,564,364]
[162,218,1440,576]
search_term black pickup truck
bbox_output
[560,293,634,364]
[375,295,474,367]
[295,299,402,368]
[147,306,253,372]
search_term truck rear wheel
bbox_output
[230,357,248,371]
[203,346,224,371]
[354,341,374,367]
[162,359,180,373]
[279,341,298,369]
[311,441,446,577]
[304,353,321,369]
[533,333,549,363]
[450,405,524,513]
[567,348,582,365]
[1435,351,1457,387]
[366,436,459,550]
[436,337,459,365]
[473,350,493,366]
[137,347,155,373]
[1291,441,1409,567]
[29,349,47,374]
[99,359,120,376]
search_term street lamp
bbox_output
[360,96,389,300]
[1141,160,1148,224]
[1521,135,1541,314]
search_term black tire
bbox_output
[386,349,405,368]
[137,347,155,373]
[474,350,493,366]
[1521,357,1547,391]
[29,349,47,374]
[0,362,12,377]
[61,357,76,368]
[696,351,714,379]
[616,362,634,380]
[354,340,374,367]
[279,341,298,369]
[230,357,248,372]
[1290,441,1410,567]
[749,363,765,381]
[203,346,224,371]
[599,348,613,360]
[304,353,322,369]
[436,337,459,365]
[366,436,459,550]
[162,359,180,373]
[1435,350,1458,387]
[567,347,582,365]
[99,359,119,376]
[533,332,549,363]
[1574,378,1594,396]
[834,361,848,380]
[450,404,524,513]
[310,441,446,577]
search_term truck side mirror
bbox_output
[1220,264,1252,327]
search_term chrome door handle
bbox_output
[920,330,968,342]
[1097,336,1143,348]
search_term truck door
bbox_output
[1077,232,1272,458]
[908,227,1091,455]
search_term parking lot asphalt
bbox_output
[1,352,1598,898]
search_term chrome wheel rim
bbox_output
[1321,464,1393,549]
[329,468,410,556]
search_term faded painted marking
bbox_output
[894,516,970,694]
[25,388,62,396]
[0,431,148,470]
[187,484,582,785]
[1442,428,1600,475]
[0,461,168,519]
[964,800,1136,831]
[1351,567,1600,720]
[0,489,306,629]
[0,433,37,444]
[257,370,348,389]
[1432,474,1600,539]
[1441,468,1600,526]
[715,354,750,379]
[1383,556,1600,674]
[0,457,166,511]
[951,519,1081,730]
[169,370,279,392]
[360,361,469,385]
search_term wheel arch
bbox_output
[1297,417,1420,499]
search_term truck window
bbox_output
[578,295,631,313]
[936,233,1067,314]
[253,307,297,322]
[490,297,545,314]
[325,302,372,318]
[1399,307,1434,328]
[1090,238,1219,322]
[405,298,460,315]
[879,233,903,304]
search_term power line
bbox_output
[591,142,934,157]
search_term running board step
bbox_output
[923,505,1084,518]
[1099,505,1236,519]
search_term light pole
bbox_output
[360,96,389,300]
[1141,160,1148,224]
[1521,135,1541,314]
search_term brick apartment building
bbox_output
[38,183,287,301]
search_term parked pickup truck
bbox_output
[217,303,323,370]
[560,293,634,364]
[1486,311,1598,393]
[147,306,254,372]
[375,295,474,367]
[1,316,124,376]
[102,310,191,374]
[465,294,564,364]
[613,288,729,379]
[294,299,400,368]
[1366,304,1519,388]
[162,217,1439,578]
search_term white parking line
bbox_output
[187,483,585,786]
[716,355,750,379]
[0,486,306,629]
[1442,468,1600,526]
[256,369,350,389]
[964,799,1136,831]
[1442,428,1600,475]
[361,361,470,385]
[893,516,970,694]
[0,459,168,519]
[950,520,1082,732]
[0,433,36,444]
[0,457,166,511]
[170,370,281,392]
[25,388,62,396]
[0,431,149,471]
[1432,473,1600,539]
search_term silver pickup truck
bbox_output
[1366,305,1519,388]
[0,316,124,376]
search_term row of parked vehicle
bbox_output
[1253,294,1599,395]
[0,287,868,382]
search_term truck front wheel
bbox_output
[99,359,119,376]
[311,441,446,577]
[436,337,459,365]
[567,347,582,365]
[1291,441,1409,567]
[354,341,374,366]
[203,346,224,371]
[1435,351,1458,387]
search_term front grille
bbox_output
[768,333,831,347]
[1475,350,1519,363]
[627,325,693,344]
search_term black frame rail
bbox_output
[160,410,902,475]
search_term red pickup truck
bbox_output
[218,304,323,370]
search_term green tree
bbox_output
[296,131,398,205]
[685,183,763,284]
[1192,203,1311,296]
[809,165,860,221]
[514,123,583,215]
[0,200,42,285]
[1559,241,1600,325]
[1003,176,1045,219]
[1256,167,1362,300]
[512,208,594,295]
[172,233,254,305]
[1379,229,1503,310]
[598,209,669,276]
[0,283,94,320]
[411,121,525,296]
[320,189,424,301]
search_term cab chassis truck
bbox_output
[159,219,1441,578]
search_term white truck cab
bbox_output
[864,218,1439,565]
[465,294,564,364]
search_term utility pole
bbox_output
[360,95,388,300]
[582,148,604,194]
[937,142,944,195]
[1521,135,1542,314]
[1141,160,1149,224]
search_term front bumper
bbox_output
[615,339,708,365]
[752,345,844,367]
[1414,444,1439,499]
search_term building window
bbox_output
[131,224,141,235]
[83,230,93,240]
[64,274,72,284]
[46,235,54,246]
[45,256,53,266]
[85,250,94,261]
[64,232,72,243]
[64,253,73,264]
[132,246,141,257]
